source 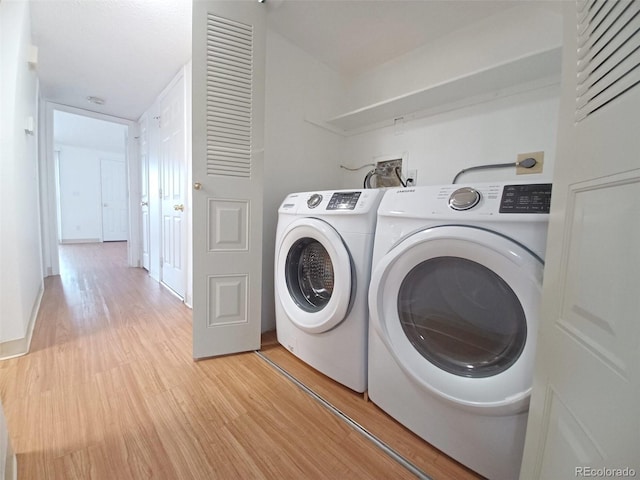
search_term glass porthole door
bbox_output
[276,218,352,334]
[369,226,544,414]
[285,238,335,312]
[398,256,527,379]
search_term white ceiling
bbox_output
[30,0,192,121]
[30,0,519,122]
[266,0,517,78]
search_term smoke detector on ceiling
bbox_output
[87,96,105,105]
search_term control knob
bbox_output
[307,193,323,208]
[449,187,481,211]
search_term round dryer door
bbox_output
[276,218,353,333]
[369,225,543,415]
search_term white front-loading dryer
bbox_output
[368,182,552,480]
[275,189,384,393]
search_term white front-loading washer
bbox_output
[368,182,552,480]
[275,188,384,393]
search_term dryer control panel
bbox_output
[499,184,552,213]
[387,182,552,219]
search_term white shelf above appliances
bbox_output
[324,47,562,136]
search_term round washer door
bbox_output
[369,225,543,415]
[276,218,352,333]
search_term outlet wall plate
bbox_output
[517,151,544,175]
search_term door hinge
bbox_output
[159,188,162,198]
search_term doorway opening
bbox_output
[41,103,140,277]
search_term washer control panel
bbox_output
[279,189,383,216]
[327,191,361,210]
[499,183,552,213]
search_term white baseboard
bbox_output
[3,438,17,480]
[0,283,43,360]
[60,238,101,244]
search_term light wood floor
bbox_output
[0,242,482,479]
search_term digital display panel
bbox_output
[499,184,552,213]
[326,192,361,210]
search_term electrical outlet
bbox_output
[516,151,544,175]
[375,159,403,187]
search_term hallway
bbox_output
[0,243,478,479]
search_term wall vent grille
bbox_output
[206,14,253,177]
[575,0,640,122]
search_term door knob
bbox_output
[193,182,202,190]
[174,204,184,212]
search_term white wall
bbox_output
[54,110,128,153]
[57,146,102,241]
[341,86,560,188]
[56,145,126,242]
[0,0,43,354]
[338,3,563,188]
[264,31,347,197]
[262,30,347,331]
[53,112,128,243]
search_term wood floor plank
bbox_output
[143,389,217,478]
[203,425,268,480]
[0,242,485,479]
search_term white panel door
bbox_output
[100,158,128,242]
[520,2,640,478]
[160,74,187,297]
[192,1,265,358]
[139,114,150,270]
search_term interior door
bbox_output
[139,114,150,270]
[159,73,187,297]
[100,158,128,242]
[520,2,640,477]
[192,1,265,358]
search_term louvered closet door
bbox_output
[520,1,640,478]
[192,1,265,359]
